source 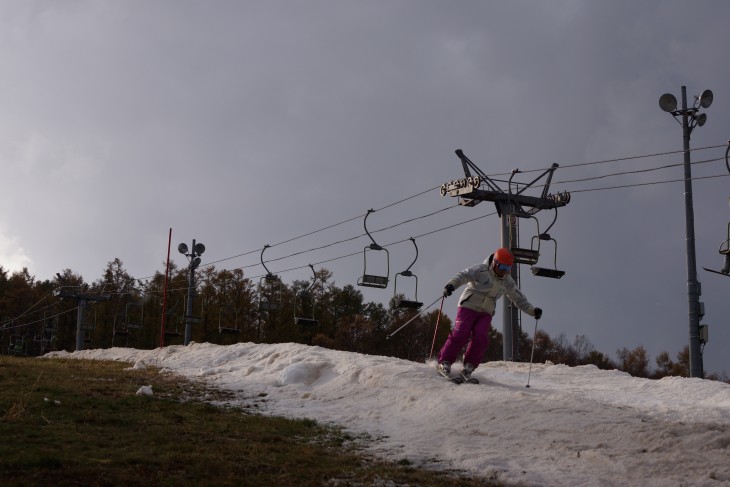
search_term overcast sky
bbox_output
[3,1,730,374]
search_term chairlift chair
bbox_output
[527,209,565,278]
[218,306,241,334]
[259,244,282,311]
[295,265,319,327]
[358,209,390,289]
[112,312,131,347]
[81,308,96,331]
[164,313,182,337]
[125,302,144,330]
[509,215,541,265]
[394,238,423,309]
[8,334,26,356]
[163,297,182,338]
[530,233,565,279]
[112,312,130,336]
[39,314,57,353]
[718,222,730,255]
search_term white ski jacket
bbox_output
[446,254,536,317]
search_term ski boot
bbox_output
[459,363,479,384]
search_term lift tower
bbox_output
[440,149,571,360]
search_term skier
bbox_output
[437,247,542,381]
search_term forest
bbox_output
[1,258,726,382]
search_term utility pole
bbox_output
[441,150,571,360]
[659,86,714,378]
[178,239,206,346]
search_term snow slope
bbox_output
[45,342,730,486]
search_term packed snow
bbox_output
[45,342,730,486]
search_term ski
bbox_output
[436,370,480,384]
[703,267,730,277]
[437,369,464,384]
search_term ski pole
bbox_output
[428,296,445,361]
[526,316,539,388]
[386,295,442,340]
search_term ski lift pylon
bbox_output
[394,238,423,309]
[358,209,390,289]
[295,264,319,327]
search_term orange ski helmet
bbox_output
[493,248,514,266]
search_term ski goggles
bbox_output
[496,262,512,272]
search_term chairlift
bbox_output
[394,238,423,309]
[125,302,144,330]
[112,302,145,345]
[358,209,390,289]
[509,215,541,265]
[530,234,565,279]
[505,170,541,265]
[37,313,57,353]
[81,308,96,331]
[163,297,182,338]
[259,244,282,311]
[703,221,730,276]
[295,265,319,327]
[112,312,130,339]
[529,210,565,279]
[717,221,730,256]
[8,334,26,356]
[44,313,57,335]
[164,314,182,337]
[218,306,241,334]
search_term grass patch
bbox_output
[0,356,499,486]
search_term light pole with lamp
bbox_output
[178,239,206,346]
[659,86,713,378]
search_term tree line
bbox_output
[0,259,726,382]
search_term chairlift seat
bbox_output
[531,267,565,279]
[295,317,319,327]
[359,274,389,288]
[397,299,423,309]
[511,247,540,265]
[720,240,730,255]
[259,301,280,311]
[219,326,241,334]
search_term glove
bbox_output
[533,307,543,320]
[443,284,455,297]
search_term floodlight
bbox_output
[178,243,189,255]
[699,89,713,109]
[194,243,206,255]
[696,113,707,127]
[659,93,677,113]
[192,257,201,268]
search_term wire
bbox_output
[110,141,730,290]
[553,156,725,187]
[489,143,728,177]
[568,172,730,194]
[245,210,498,281]
[186,142,729,275]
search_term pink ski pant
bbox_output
[438,306,492,368]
